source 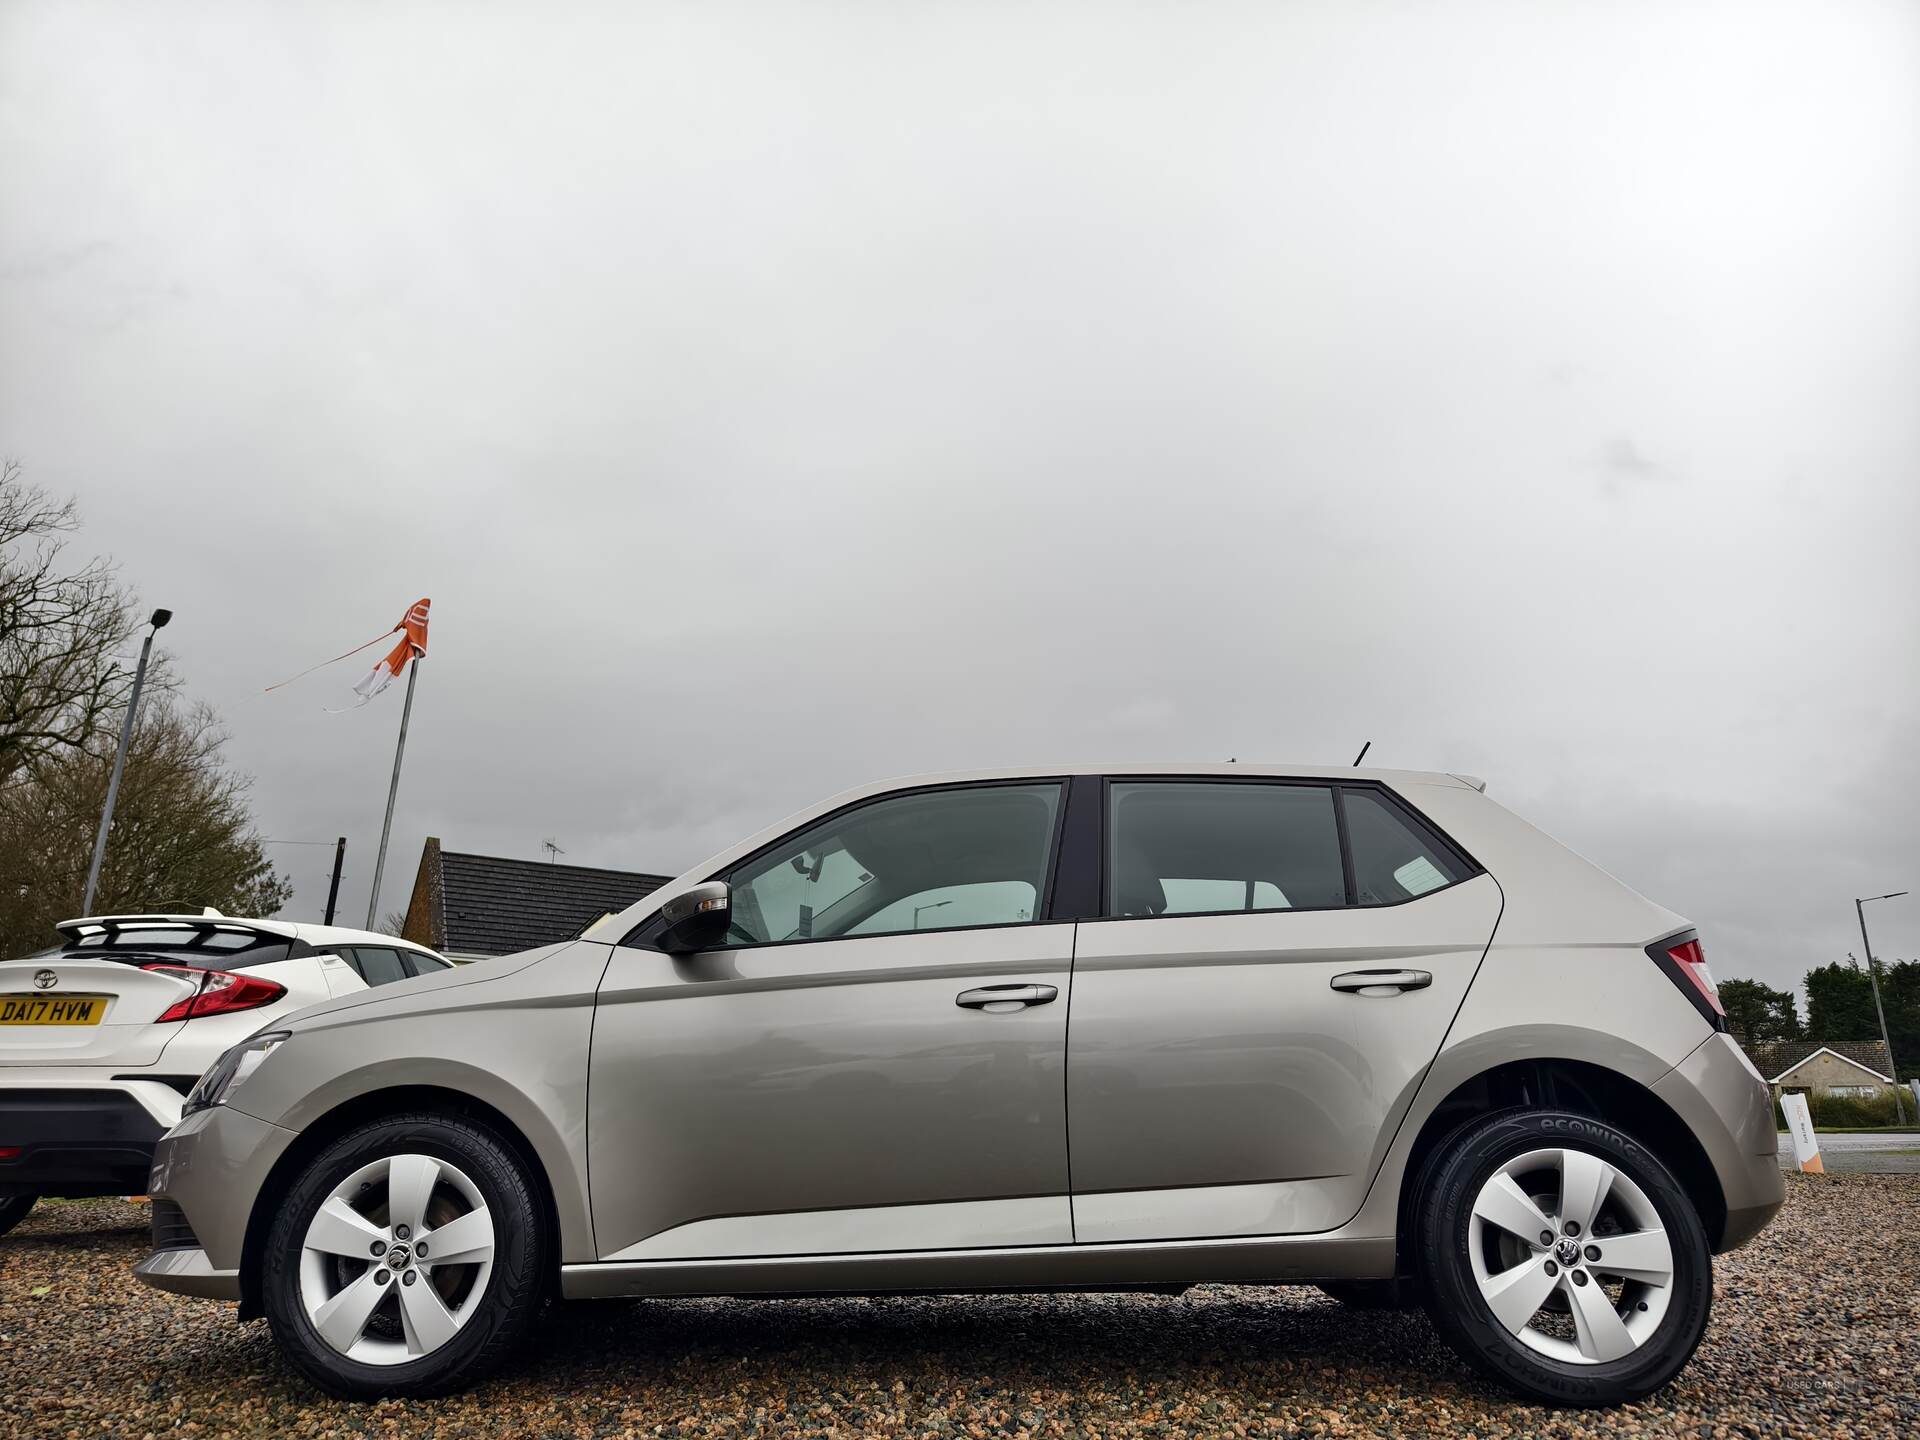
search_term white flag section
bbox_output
[1779,1092,1823,1174]
[353,654,406,703]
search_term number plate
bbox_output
[0,995,107,1025]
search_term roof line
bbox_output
[437,851,673,882]
[1765,1044,1895,1084]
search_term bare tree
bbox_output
[0,459,164,786]
[0,697,292,956]
[0,459,288,954]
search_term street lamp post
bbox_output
[82,608,172,915]
[913,899,953,930]
[1854,890,1909,1125]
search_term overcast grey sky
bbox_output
[3,1,1916,999]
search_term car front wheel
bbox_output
[261,1111,545,1398]
[1416,1109,1713,1407]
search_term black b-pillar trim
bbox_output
[1048,775,1104,922]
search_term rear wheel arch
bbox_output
[1395,1059,1727,1266]
[239,1086,560,1318]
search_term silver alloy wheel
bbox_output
[1466,1147,1675,1365]
[297,1153,496,1366]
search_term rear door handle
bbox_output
[956,983,1059,1012]
[1330,969,1432,995]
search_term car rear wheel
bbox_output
[0,1194,36,1238]
[261,1112,545,1398]
[1416,1109,1712,1407]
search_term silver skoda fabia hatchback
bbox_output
[136,766,1782,1405]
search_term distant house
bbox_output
[1746,1039,1896,1098]
[400,837,671,962]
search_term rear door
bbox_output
[1066,778,1502,1243]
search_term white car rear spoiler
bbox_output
[52,913,296,945]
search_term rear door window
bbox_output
[400,951,450,976]
[1106,782,1346,916]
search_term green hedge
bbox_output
[1777,1090,1909,1129]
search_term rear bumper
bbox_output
[0,1088,165,1197]
[1653,1031,1786,1253]
[0,1069,187,1127]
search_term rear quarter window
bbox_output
[1343,789,1476,905]
[347,946,412,986]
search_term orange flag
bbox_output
[349,598,430,707]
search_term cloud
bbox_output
[1,0,1916,996]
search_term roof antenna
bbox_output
[1352,740,1371,767]
[542,839,566,864]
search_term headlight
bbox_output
[183,1030,291,1115]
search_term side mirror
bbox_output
[658,881,732,953]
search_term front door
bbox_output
[1067,778,1502,1243]
[588,780,1074,1262]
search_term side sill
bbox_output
[560,1232,1395,1300]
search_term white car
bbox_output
[0,913,450,1236]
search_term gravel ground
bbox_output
[3,1173,1916,1440]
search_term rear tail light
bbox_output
[1646,932,1727,1031]
[142,965,286,1023]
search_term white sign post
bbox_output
[1908,1079,1919,1120]
[1780,1092,1823,1174]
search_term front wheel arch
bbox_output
[239,1086,559,1319]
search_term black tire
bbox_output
[262,1111,546,1399]
[1318,1279,1420,1310]
[1416,1109,1712,1407]
[0,1194,36,1238]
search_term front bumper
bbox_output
[133,1102,299,1303]
[134,1244,241,1300]
[0,1087,166,1198]
[1653,1031,1786,1253]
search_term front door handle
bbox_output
[956,983,1059,1012]
[1330,969,1432,996]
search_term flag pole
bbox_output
[365,658,421,929]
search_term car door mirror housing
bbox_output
[658,882,732,953]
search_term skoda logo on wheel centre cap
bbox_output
[33,969,57,990]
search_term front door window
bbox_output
[723,783,1062,946]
